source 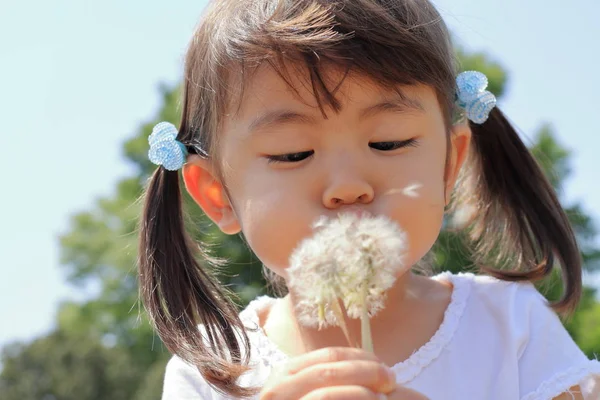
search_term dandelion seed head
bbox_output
[287,213,408,327]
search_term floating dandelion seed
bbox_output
[287,213,408,351]
[384,182,422,198]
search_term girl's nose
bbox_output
[322,176,374,208]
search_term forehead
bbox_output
[223,63,442,134]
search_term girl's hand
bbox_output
[259,347,429,400]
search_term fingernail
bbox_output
[378,394,388,400]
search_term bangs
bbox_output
[233,1,455,113]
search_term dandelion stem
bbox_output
[361,283,374,353]
[331,297,355,348]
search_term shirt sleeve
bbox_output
[162,355,215,400]
[516,283,600,400]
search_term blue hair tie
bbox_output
[148,122,188,171]
[455,71,497,124]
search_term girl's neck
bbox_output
[262,272,453,364]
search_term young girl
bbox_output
[138,0,600,398]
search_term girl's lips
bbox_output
[338,207,372,218]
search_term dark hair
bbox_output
[138,0,582,397]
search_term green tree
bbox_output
[0,330,149,400]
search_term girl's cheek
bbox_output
[234,188,311,269]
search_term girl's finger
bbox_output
[285,347,381,374]
[387,385,431,400]
[299,385,384,400]
[266,360,396,400]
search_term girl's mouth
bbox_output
[337,207,372,218]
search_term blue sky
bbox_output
[1,0,599,350]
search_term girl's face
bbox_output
[185,65,470,279]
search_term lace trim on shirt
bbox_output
[520,361,600,400]
[238,272,473,380]
[239,296,287,368]
[392,272,471,384]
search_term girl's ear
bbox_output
[446,122,472,205]
[182,155,241,235]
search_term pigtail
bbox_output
[452,108,582,313]
[138,166,257,397]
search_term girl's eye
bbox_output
[265,150,315,164]
[263,139,416,164]
[369,138,418,151]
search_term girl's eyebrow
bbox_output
[245,92,425,136]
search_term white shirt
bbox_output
[162,272,600,399]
